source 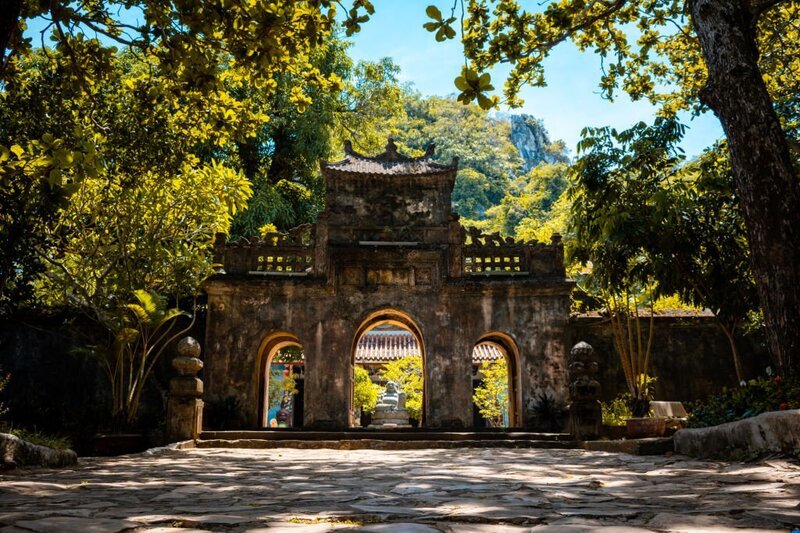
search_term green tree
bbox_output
[1,51,255,314]
[379,355,423,422]
[473,358,509,428]
[1,50,253,426]
[569,118,758,387]
[481,162,570,238]
[424,0,800,376]
[108,290,190,427]
[353,365,380,416]
[230,46,405,236]
[393,95,523,221]
[1,0,374,94]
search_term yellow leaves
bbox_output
[290,85,313,113]
[455,68,498,110]
[9,145,24,158]
[424,4,457,42]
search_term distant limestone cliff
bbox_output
[506,114,568,170]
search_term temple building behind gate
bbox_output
[203,140,574,430]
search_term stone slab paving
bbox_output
[1,447,799,532]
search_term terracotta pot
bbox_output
[625,417,666,439]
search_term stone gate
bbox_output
[204,140,573,430]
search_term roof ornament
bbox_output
[385,138,400,161]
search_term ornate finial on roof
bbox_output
[385,138,400,161]
[344,140,354,155]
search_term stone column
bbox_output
[166,336,204,442]
[567,341,602,440]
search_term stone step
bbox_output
[199,430,573,442]
[195,438,580,450]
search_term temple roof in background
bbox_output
[354,326,504,364]
[321,139,458,176]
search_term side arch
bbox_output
[256,331,304,428]
[473,331,523,428]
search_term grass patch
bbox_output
[5,427,72,450]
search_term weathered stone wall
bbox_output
[569,315,768,402]
[204,268,572,430]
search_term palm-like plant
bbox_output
[104,290,191,427]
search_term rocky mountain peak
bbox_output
[506,114,567,171]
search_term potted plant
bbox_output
[605,289,665,438]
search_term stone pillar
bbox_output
[167,336,204,442]
[567,341,602,440]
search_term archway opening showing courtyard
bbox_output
[351,309,426,428]
[257,332,304,428]
[472,333,522,429]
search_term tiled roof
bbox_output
[322,139,458,176]
[354,330,504,363]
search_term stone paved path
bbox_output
[1,447,799,532]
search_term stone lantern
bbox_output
[567,341,602,440]
[166,336,204,442]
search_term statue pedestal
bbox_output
[369,409,411,429]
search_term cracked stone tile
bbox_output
[13,516,138,533]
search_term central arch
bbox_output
[350,308,426,428]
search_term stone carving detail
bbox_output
[567,341,602,440]
[167,336,204,442]
[219,224,315,274]
[464,226,525,274]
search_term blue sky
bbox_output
[345,1,724,158]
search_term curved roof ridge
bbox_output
[321,138,459,175]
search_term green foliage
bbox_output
[473,358,509,427]
[4,1,376,104]
[569,118,758,380]
[481,162,570,240]
[454,68,498,110]
[426,0,798,122]
[601,394,633,427]
[4,426,71,450]
[423,5,457,42]
[393,95,523,220]
[532,392,564,432]
[379,356,423,421]
[0,130,101,313]
[353,365,380,415]
[688,374,800,428]
[103,290,190,426]
[230,46,404,236]
[2,51,254,318]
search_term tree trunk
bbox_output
[719,320,744,382]
[0,0,23,78]
[691,0,800,376]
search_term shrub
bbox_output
[688,373,800,428]
[602,394,633,426]
[2,426,72,450]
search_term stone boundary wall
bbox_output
[674,409,800,459]
[569,315,769,403]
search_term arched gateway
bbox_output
[203,140,573,430]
